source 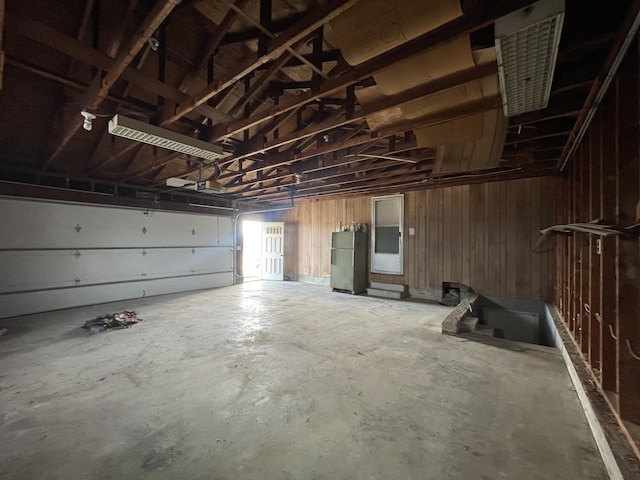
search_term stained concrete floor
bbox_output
[0,281,606,480]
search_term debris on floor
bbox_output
[82,310,143,334]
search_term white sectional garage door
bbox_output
[0,198,234,318]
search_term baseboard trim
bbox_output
[549,305,637,479]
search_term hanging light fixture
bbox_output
[495,0,565,117]
[108,114,224,161]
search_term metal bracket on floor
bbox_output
[626,339,640,361]
[584,303,590,314]
[594,312,601,323]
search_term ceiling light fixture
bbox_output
[495,0,565,117]
[81,109,96,131]
[108,114,224,161]
[148,37,160,51]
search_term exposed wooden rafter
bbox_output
[0,0,634,205]
[164,0,363,124]
[44,0,182,169]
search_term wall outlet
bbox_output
[596,238,602,255]
[409,227,415,236]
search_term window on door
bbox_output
[371,195,403,274]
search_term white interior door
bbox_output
[262,222,284,280]
[371,195,403,274]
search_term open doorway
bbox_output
[242,221,262,281]
[242,221,285,281]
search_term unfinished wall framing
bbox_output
[555,41,640,427]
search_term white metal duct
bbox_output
[495,0,565,117]
[108,114,224,161]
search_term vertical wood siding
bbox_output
[280,176,556,302]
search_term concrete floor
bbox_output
[0,281,606,480]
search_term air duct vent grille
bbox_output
[108,115,224,161]
[495,0,565,117]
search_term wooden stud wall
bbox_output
[280,176,556,301]
[555,42,640,425]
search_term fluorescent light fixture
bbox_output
[108,114,224,161]
[495,0,565,117]
[166,177,226,194]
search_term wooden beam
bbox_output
[558,0,640,170]
[97,0,177,104]
[5,56,155,113]
[258,0,272,57]
[227,51,294,116]
[570,143,582,337]
[240,163,433,200]
[588,111,602,377]
[143,1,533,187]
[377,97,502,138]
[66,0,95,77]
[214,0,537,141]
[311,26,324,92]
[165,0,360,124]
[228,63,497,164]
[244,164,556,205]
[225,137,395,189]
[86,45,156,174]
[599,78,618,392]
[210,90,497,186]
[579,127,590,355]
[218,104,458,183]
[228,151,430,196]
[219,133,380,182]
[505,118,576,145]
[178,0,249,93]
[8,16,233,124]
[45,0,181,168]
[508,95,585,126]
[219,13,304,46]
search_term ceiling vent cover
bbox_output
[495,0,565,117]
[108,114,224,161]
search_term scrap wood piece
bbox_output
[534,220,640,252]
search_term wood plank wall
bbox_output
[278,176,556,301]
[555,42,640,425]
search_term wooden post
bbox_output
[589,114,602,375]
[579,140,590,355]
[311,26,324,93]
[599,81,618,392]
[570,156,582,336]
[258,0,272,57]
